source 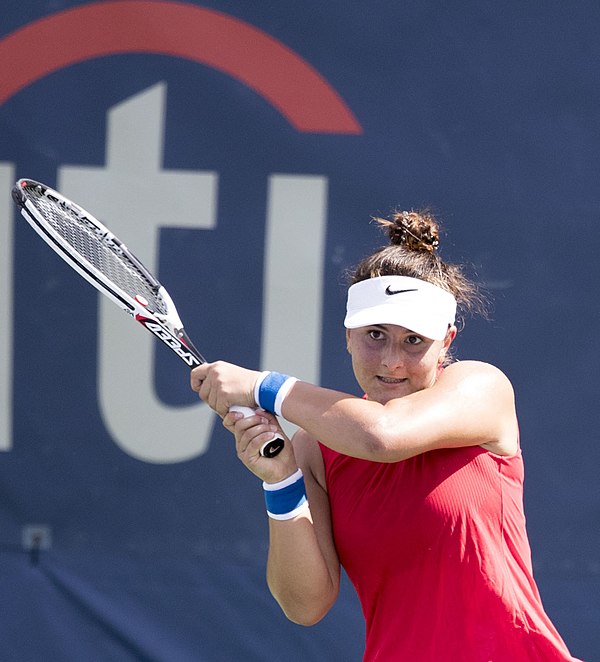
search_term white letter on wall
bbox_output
[60,84,217,463]
[55,85,328,463]
[262,174,327,436]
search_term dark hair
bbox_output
[350,209,488,330]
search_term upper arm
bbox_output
[378,360,519,459]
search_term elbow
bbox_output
[269,582,338,626]
[362,419,409,463]
[279,598,334,627]
[363,435,393,462]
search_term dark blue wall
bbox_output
[1,2,598,660]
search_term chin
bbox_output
[371,383,413,404]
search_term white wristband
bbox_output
[262,468,304,491]
[273,377,298,417]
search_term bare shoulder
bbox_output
[440,360,514,396]
[440,361,518,456]
[292,428,327,492]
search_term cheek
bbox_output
[353,343,381,366]
[408,351,440,382]
[348,343,381,378]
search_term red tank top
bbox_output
[319,443,581,662]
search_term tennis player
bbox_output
[191,210,583,661]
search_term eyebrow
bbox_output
[367,324,414,333]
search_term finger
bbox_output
[190,364,209,392]
[236,420,278,456]
[222,409,245,432]
[237,430,279,461]
[231,412,269,438]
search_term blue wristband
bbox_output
[263,469,309,520]
[256,372,295,415]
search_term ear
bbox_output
[437,325,457,363]
[444,325,458,350]
[440,325,457,356]
[346,328,352,354]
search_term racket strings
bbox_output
[24,187,168,315]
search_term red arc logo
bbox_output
[0,0,362,134]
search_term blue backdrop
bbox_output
[1,2,598,660]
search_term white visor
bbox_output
[344,276,456,341]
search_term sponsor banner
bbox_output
[0,2,597,659]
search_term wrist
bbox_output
[263,468,309,520]
[254,371,298,416]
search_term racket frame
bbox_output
[12,179,285,458]
[12,179,204,368]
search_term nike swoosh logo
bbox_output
[385,286,418,296]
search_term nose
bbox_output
[381,343,404,370]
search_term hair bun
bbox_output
[374,210,440,253]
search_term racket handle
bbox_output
[228,406,285,458]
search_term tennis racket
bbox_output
[12,178,285,458]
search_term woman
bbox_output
[191,210,582,661]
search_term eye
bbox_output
[368,329,384,340]
[405,334,423,345]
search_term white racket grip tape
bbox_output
[228,406,285,458]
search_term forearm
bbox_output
[281,381,395,461]
[266,512,339,625]
[191,361,422,461]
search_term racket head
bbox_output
[12,178,205,366]
[13,179,283,456]
[12,179,165,314]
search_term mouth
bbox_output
[377,376,407,385]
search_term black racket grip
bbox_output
[228,406,285,458]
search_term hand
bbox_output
[223,409,298,483]
[190,361,259,417]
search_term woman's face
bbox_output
[346,324,456,404]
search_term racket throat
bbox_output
[135,314,202,367]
